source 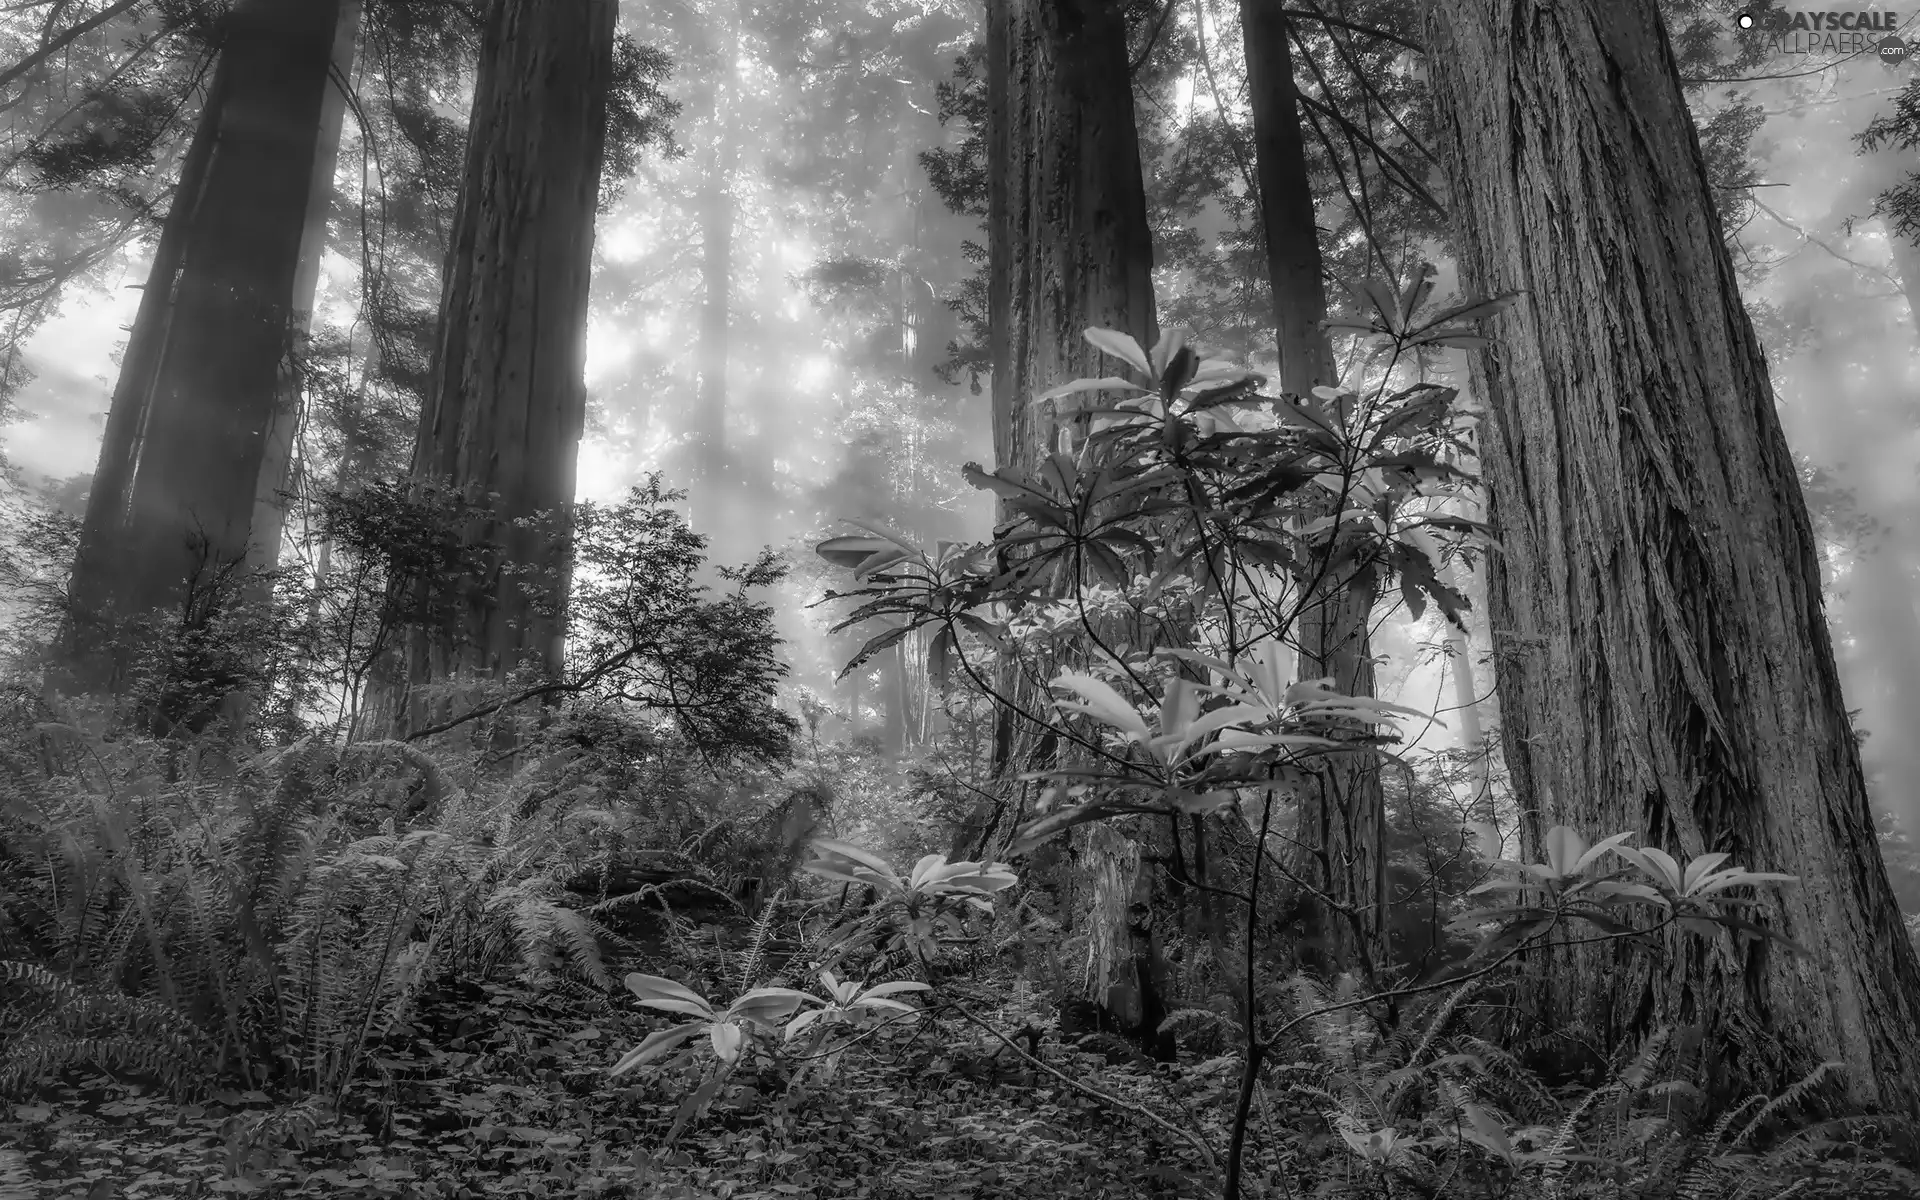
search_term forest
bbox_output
[2,0,1920,1197]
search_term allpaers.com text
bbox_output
[1766,10,1902,54]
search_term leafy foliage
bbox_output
[803,298,1832,1194]
[564,479,797,766]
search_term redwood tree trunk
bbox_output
[985,0,1165,1032]
[983,0,1158,774]
[398,0,613,733]
[989,0,1157,468]
[1424,0,1920,1109]
[1243,0,1385,978]
[62,0,359,692]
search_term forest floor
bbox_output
[0,964,1278,1200]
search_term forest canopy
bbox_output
[1,1,1919,1198]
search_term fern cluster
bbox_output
[0,727,646,1100]
[1268,972,1920,1198]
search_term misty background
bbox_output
[0,2,1915,863]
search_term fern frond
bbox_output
[1450,1034,1560,1114]
[1403,974,1496,1070]
[735,888,784,992]
[1618,1025,1673,1092]
[1733,1061,1842,1148]
[0,960,212,1096]
[1542,1081,1624,1197]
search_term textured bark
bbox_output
[398,0,613,732]
[988,0,1157,470]
[984,0,1164,1028]
[1424,0,1920,1108]
[1242,0,1385,977]
[62,0,358,690]
[982,0,1158,775]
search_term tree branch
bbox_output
[0,0,145,96]
[1280,6,1421,54]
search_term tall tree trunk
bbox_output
[989,0,1157,470]
[846,667,864,739]
[1242,0,1385,979]
[397,0,614,736]
[61,0,359,696]
[882,642,908,756]
[688,9,740,531]
[693,138,734,481]
[1862,216,1920,838]
[985,0,1164,1033]
[1424,0,1920,1109]
[1241,0,1333,397]
[1813,141,1920,839]
[1441,547,1493,817]
[253,3,356,577]
[1441,348,1496,817]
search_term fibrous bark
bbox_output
[988,0,1157,468]
[984,0,1164,1030]
[397,0,614,733]
[1424,0,1920,1109]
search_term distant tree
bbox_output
[0,2,226,448]
[58,0,360,709]
[1240,2,1336,398]
[563,480,797,766]
[688,4,738,523]
[1241,0,1385,976]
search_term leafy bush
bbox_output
[805,300,1833,1196]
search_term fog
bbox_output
[0,2,1916,841]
